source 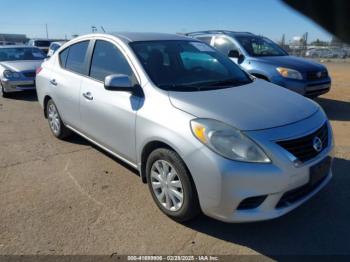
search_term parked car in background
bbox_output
[36,33,333,223]
[306,48,347,59]
[329,48,347,58]
[0,46,46,97]
[27,39,53,54]
[0,42,17,46]
[305,48,328,58]
[188,30,331,97]
[47,41,67,57]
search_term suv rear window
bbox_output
[35,41,51,47]
[63,41,89,74]
[196,36,212,45]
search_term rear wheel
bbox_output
[46,99,71,139]
[146,148,200,222]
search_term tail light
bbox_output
[36,66,43,75]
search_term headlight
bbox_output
[3,70,20,79]
[190,119,271,163]
[276,67,303,80]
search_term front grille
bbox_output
[22,71,36,78]
[276,123,328,162]
[306,70,328,81]
[237,195,267,210]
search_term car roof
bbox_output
[75,32,194,43]
[0,45,38,49]
[186,30,255,37]
[50,41,66,45]
[111,32,192,43]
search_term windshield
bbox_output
[35,40,51,47]
[130,40,252,91]
[235,35,288,57]
[0,47,46,61]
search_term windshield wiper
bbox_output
[199,78,252,88]
[159,78,251,92]
[158,84,202,92]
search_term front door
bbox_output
[79,40,141,163]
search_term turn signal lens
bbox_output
[192,123,207,143]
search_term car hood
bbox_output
[168,79,319,131]
[0,60,43,72]
[252,55,325,72]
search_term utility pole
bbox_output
[101,26,106,33]
[281,34,285,48]
[45,24,49,39]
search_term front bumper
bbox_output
[184,109,334,222]
[1,78,36,93]
[270,76,331,97]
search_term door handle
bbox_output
[82,92,93,100]
[50,79,57,86]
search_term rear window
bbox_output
[35,41,51,47]
[196,36,212,45]
[63,41,89,74]
[59,48,69,67]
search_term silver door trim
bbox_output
[65,124,139,170]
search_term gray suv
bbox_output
[36,33,333,223]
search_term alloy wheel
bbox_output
[47,103,61,135]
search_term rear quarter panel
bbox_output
[36,58,55,108]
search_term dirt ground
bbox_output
[0,62,349,259]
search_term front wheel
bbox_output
[146,148,200,222]
[1,86,10,98]
[46,99,71,139]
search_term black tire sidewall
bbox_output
[1,85,10,98]
[146,148,200,222]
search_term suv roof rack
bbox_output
[186,30,254,36]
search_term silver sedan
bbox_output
[0,46,45,97]
[36,33,334,223]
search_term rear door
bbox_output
[213,36,240,63]
[79,39,141,163]
[50,40,90,129]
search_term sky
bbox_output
[0,0,332,42]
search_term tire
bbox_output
[46,99,72,139]
[146,148,200,222]
[1,86,10,98]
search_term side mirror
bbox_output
[104,74,133,92]
[228,50,240,58]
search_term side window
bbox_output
[213,37,238,56]
[89,40,133,81]
[65,41,89,74]
[59,48,69,68]
[51,44,59,51]
[196,36,212,45]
